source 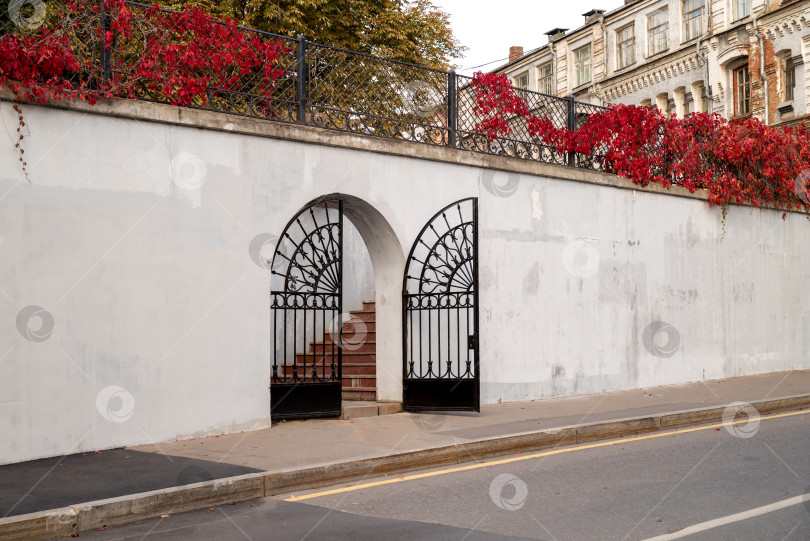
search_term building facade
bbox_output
[496,0,810,126]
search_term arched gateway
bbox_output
[269,195,479,420]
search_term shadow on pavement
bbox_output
[0,448,262,517]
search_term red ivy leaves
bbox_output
[108,3,289,107]
[0,30,83,103]
[471,73,810,212]
[0,0,289,108]
[471,73,529,139]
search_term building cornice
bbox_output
[601,48,704,101]
[759,3,810,40]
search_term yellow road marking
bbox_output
[284,408,809,502]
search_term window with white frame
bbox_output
[617,24,635,70]
[734,0,750,20]
[537,62,553,94]
[648,9,668,56]
[574,45,592,87]
[514,72,529,90]
[682,0,704,42]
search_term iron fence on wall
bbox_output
[2,0,609,170]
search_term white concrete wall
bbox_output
[477,170,809,403]
[343,220,375,313]
[1,100,808,464]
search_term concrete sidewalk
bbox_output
[134,369,810,471]
[2,370,810,538]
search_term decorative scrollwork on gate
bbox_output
[270,200,342,385]
[408,213,475,295]
[272,207,341,294]
[403,198,478,389]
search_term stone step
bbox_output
[341,387,377,400]
[341,400,402,419]
[294,352,376,364]
[323,329,375,346]
[336,319,374,333]
[347,310,375,323]
[277,366,338,379]
[348,320,375,332]
[343,374,376,388]
[280,358,377,374]
[342,363,377,375]
[360,300,376,311]
[310,340,376,354]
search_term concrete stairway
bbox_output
[293,300,377,401]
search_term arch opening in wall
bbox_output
[268,194,405,420]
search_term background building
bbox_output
[496,0,809,126]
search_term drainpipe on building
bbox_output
[696,36,711,113]
[752,11,769,125]
[550,41,557,97]
[592,16,607,105]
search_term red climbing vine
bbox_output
[1,0,290,178]
[471,72,810,212]
[1,0,289,104]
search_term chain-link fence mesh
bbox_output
[456,74,572,165]
[573,101,610,171]
[306,43,449,144]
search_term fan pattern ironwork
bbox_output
[271,207,341,294]
[270,201,342,391]
[403,198,478,390]
[406,204,474,295]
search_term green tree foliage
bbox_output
[162,0,466,69]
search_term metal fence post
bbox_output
[567,94,576,167]
[447,70,457,148]
[100,1,112,87]
[297,35,307,125]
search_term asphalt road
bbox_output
[85,412,810,540]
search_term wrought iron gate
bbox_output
[402,198,479,411]
[270,198,343,420]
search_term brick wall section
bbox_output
[748,33,782,123]
[750,30,792,124]
[749,34,765,120]
[763,39,780,122]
